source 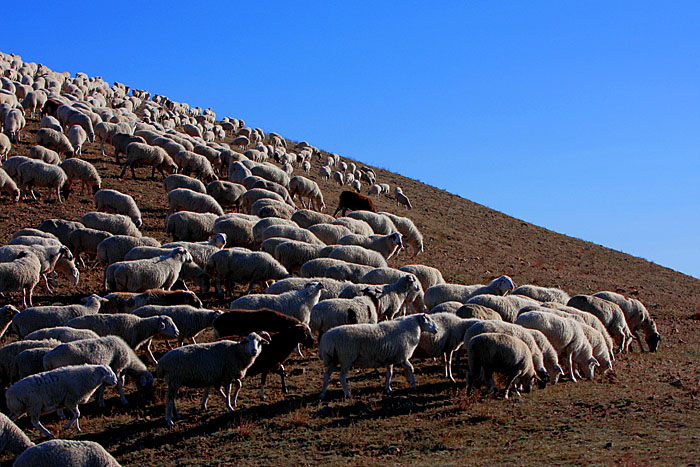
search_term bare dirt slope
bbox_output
[1,119,699,466]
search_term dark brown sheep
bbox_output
[333,190,376,217]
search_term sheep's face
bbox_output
[160,317,179,338]
[297,324,315,349]
[243,332,269,356]
[646,332,661,352]
[100,367,119,386]
[417,314,438,334]
[495,275,515,295]
[138,372,154,389]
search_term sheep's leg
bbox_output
[504,372,522,400]
[97,384,106,407]
[31,414,54,438]
[131,165,137,179]
[165,387,178,426]
[279,365,288,393]
[145,339,157,365]
[384,365,394,394]
[229,379,242,409]
[339,368,352,398]
[42,273,54,294]
[320,366,334,399]
[402,360,417,389]
[632,330,646,353]
[215,277,224,297]
[63,406,81,432]
[445,350,456,383]
[259,373,268,401]
[201,387,210,410]
[567,353,577,383]
[118,374,128,405]
[295,343,304,358]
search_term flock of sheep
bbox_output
[0,50,661,466]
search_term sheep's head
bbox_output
[494,275,515,295]
[646,332,661,352]
[243,332,270,357]
[416,313,438,334]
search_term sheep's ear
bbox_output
[589,357,600,367]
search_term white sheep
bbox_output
[319,165,331,180]
[261,224,325,246]
[213,216,256,249]
[332,216,374,236]
[156,332,269,426]
[290,209,335,229]
[120,142,178,179]
[39,115,62,133]
[4,108,25,143]
[174,150,217,182]
[288,175,325,211]
[163,174,206,193]
[16,159,68,203]
[94,189,143,228]
[37,218,85,246]
[168,188,223,216]
[0,133,11,162]
[27,145,60,164]
[567,295,634,353]
[205,248,289,296]
[319,313,438,398]
[67,228,113,266]
[323,244,388,269]
[165,211,218,242]
[250,163,290,188]
[346,211,397,235]
[43,335,154,406]
[81,212,141,237]
[512,285,570,304]
[265,277,351,301]
[337,232,403,260]
[0,167,20,202]
[423,275,515,310]
[206,180,246,209]
[5,364,118,438]
[0,411,34,455]
[229,282,324,326]
[592,291,660,352]
[273,240,326,273]
[539,302,616,359]
[380,212,424,256]
[24,326,100,342]
[308,223,353,245]
[67,124,87,156]
[109,247,193,292]
[395,189,412,209]
[13,440,121,467]
[5,294,105,338]
[96,235,160,265]
[0,252,42,308]
[310,295,378,338]
[35,128,73,157]
[324,262,375,283]
[466,294,540,322]
[253,217,296,243]
[59,158,102,196]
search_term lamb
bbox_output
[289,175,325,211]
[567,295,634,353]
[59,158,101,196]
[274,240,326,273]
[34,128,74,157]
[346,211,397,235]
[0,167,20,202]
[67,124,87,156]
[164,174,206,193]
[424,275,515,310]
[213,216,256,248]
[0,411,33,456]
[156,332,268,426]
[466,294,540,322]
[27,145,60,164]
[94,189,143,228]
[465,333,537,399]
[310,295,377,338]
[37,218,85,246]
[16,159,69,203]
[96,235,160,265]
[109,247,193,292]
[515,311,600,382]
[411,313,481,382]
[308,223,353,245]
[68,228,113,266]
[324,244,388,268]
[337,232,403,260]
[206,180,246,209]
[5,364,118,437]
[592,291,660,352]
[205,248,289,296]
[24,326,100,343]
[0,252,42,308]
[13,440,121,467]
[332,217,374,236]
[4,294,105,338]
[512,285,570,304]
[333,191,375,217]
[81,212,141,237]
[229,282,325,326]
[165,211,218,242]
[168,188,223,216]
[379,212,424,256]
[213,308,302,339]
[318,313,438,398]
[291,209,335,229]
[120,142,178,179]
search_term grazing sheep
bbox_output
[24,326,100,343]
[332,171,344,186]
[39,115,62,132]
[319,313,439,398]
[456,303,503,321]
[240,188,287,213]
[273,240,325,273]
[120,142,177,179]
[262,224,324,245]
[0,243,73,294]
[168,188,223,216]
[67,124,88,156]
[592,291,660,352]
[394,188,412,209]
[28,145,60,164]
[253,217,296,243]
[0,133,11,162]
[156,332,269,426]
[289,175,325,211]
[466,294,540,323]
[0,252,42,308]
[308,223,353,245]
[539,302,616,359]
[1,156,33,181]
[291,209,335,229]
[229,282,324,326]
[109,247,193,292]
[68,228,113,266]
[299,258,348,278]
[59,158,101,196]
[206,180,246,209]
[4,108,25,143]
[213,216,256,249]
[112,132,146,164]
[567,295,634,353]
[332,217,374,236]
[512,285,570,304]
[117,289,202,314]
[0,167,20,202]
[324,244,388,268]
[346,211,397,235]
[13,440,121,467]
[81,212,141,237]
[174,150,217,182]
[424,275,515,310]
[165,211,218,242]
[205,248,289,296]
[337,232,403,260]
[310,295,377,338]
[96,235,160,265]
[35,128,73,157]
[43,335,155,405]
[5,294,105,338]
[324,262,375,283]
[16,160,69,203]
[380,212,424,256]
[250,164,290,188]
[466,333,537,399]
[319,165,331,180]
[0,411,33,455]
[251,198,296,218]
[333,191,375,217]
[94,189,142,228]
[250,178,294,205]
[37,218,85,246]
[164,174,206,193]
[515,311,600,382]
[5,364,118,438]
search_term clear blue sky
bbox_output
[4,2,699,278]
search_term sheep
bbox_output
[109,247,193,292]
[67,124,87,156]
[341,274,422,319]
[289,175,325,211]
[411,313,481,382]
[123,246,209,292]
[262,224,325,245]
[567,295,634,353]
[357,268,424,313]
[265,277,350,301]
[40,115,62,132]
[337,232,403,260]
[205,248,289,296]
[120,141,178,180]
[592,291,660,352]
[168,188,223,216]
[174,150,217,182]
[0,252,42,308]
[319,313,439,398]
[4,294,105,339]
[539,302,616,358]
[12,342,57,382]
[424,275,515,310]
[0,133,10,162]
[111,132,145,163]
[395,188,412,209]
[455,303,504,321]
[310,295,377,338]
[367,184,383,196]
[59,158,101,196]
[213,308,301,339]
[94,189,143,228]
[27,145,60,164]
[324,244,388,268]
[96,235,160,265]
[68,228,113,266]
[251,198,296,219]
[0,243,73,294]
[24,326,100,343]
[1,156,33,181]
[379,212,424,256]
[253,217,296,243]
[0,167,20,202]
[56,105,95,142]
[324,262,376,283]
[465,333,537,399]
[429,301,464,315]
[4,108,25,143]
[213,216,256,248]
[34,128,73,157]
[291,209,335,229]
[332,216,374,236]
[228,161,252,184]
[43,335,154,406]
[206,180,246,209]
[156,332,269,426]
[463,320,558,385]
[273,240,325,273]
[512,285,570,304]
[115,288,202,314]
[81,212,141,237]
[250,163,290,188]
[163,174,206,193]
[250,178,294,205]
[16,160,68,203]
[13,440,121,467]
[319,165,331,180]
[94,120,132,155]
[0,411,33,456]
[229,282,324,326]
[308,223,353,245]
[515,311,600,382]
[240,188,287,213]
[299,258,348,278]
[466,294,540,322]
[165,211,218,242]
[5,364,118,438]
[11,229,60,241]
[346,211,397,235]
[37,218,85,246]
[332,171,344,186]
[333,191,375,217]
[0,339,62,389]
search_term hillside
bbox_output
[1,107,699,464]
